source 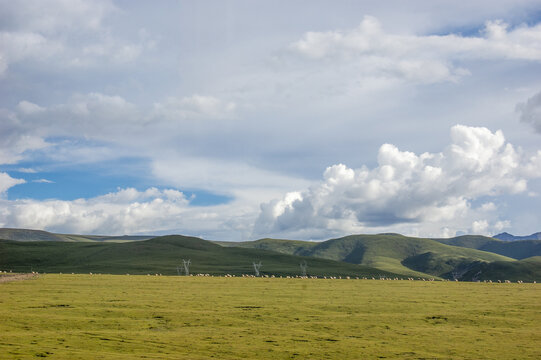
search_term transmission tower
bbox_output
[253,261,262,277]
[300,261,307,277]
[180,259,191,276]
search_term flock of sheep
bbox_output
[0,270,536,283]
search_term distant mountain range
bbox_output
[1,228,540,281]
[493,232,541,241]
[0,228,154,242]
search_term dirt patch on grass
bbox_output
[0,273,38,284]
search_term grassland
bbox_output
[1,274,540,359]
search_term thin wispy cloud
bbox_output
[32,179,54,183]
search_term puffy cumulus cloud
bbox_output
[288,16,541,84]
[0,172,25,195]
[517,90,541,133]
[0,186,261,240]
[0,187,190,235]
[0,0,150,76]
[254,125,541,239]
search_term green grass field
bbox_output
[1,275,540,359]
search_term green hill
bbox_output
[216,238,318,254]
[223,234,514,279]
[435,235,541,259]
[459,256,541,282]
[3,229,538,281]
[0,228,154,242]
[0,235,398,278]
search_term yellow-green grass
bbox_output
[1,275,540,359]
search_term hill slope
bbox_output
[459,256,541,282]
[216,238,318,254]
[435,235,541,260]
[493,232,541,241]
[221,234,513,279]
[0,235,398,278]
[0,228,154,242]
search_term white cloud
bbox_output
[0,186,255,239]
[12,93,141,142]
[152,157,308,198]
[0,0,115,33]
[17,101,45,115]
[254,125,541,239]
[0,32,63,75]
[0,172,25,195]
[0,109,49,165]
[17,168,37,174]
[0,187,190,234]
[15,92,238,141]
[32,179,54,184]
[471,219,489,234]
[517,90,541,133]
[0,0,150,76]
[152,95,237,121]
[288,16,541,84]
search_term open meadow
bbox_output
[1,274,540,359]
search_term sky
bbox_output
[1,0,541,241]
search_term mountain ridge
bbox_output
[0,235,399,278]
[2,228,540,281]
[493,232,541,241]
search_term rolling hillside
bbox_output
[459,256,541,282]
[216,238,318,255]
[2,229,539,281]
[435,235,541,260]
[0,228,154,242]
[223,234,514,279]
[0,235,399,278]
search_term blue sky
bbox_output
[1,0,541,240]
